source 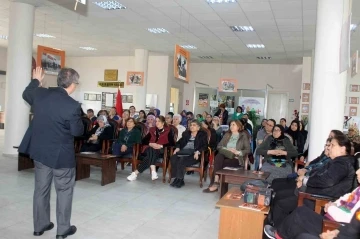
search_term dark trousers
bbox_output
[211,153,239,184]
[170,155,198,179]
[295,233,319,239]
[137,147,162,173]
[277,206,323,239]
[115,147,133,157]
[33,161,75,235]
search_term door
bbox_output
[170,87,179,113]
[266,92,289,123]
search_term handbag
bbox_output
[242,180,273,206]
[218,148,236,159]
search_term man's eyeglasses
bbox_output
[266,123,274,127]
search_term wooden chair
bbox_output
[107,118,119,138]
[74,117,93,153]
[184,128,210,188]
[294,159,305,172]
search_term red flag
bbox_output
[116,88,123,116]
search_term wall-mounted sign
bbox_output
[104,69,118,81]
[174,45,190,83]
[98,81,124,88]
[84,93,101,101]
[219,78,238,92]
[349,97,360,104]
[126,71,144,86]
[289,99,295,102]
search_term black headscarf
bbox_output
[286,120,300,141]
[270,124,286,149]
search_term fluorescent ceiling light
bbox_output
[147,28,169,34]
[79,46,97,51]
[180,45,197,49]
[35,33,56,38]
[199,56,213,59]
[246,44,265,49]
[351,24,357,31]
[230,26,254,32]
[0,35,8,40]
[257,56,271,59]
[207,0,236,3]
[93,1,126,10]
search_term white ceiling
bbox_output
[0,0,359,64]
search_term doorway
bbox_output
[170,87,179,113]
[266,92,289,123]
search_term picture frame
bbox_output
[96,94,101,101]
[301,104,309,114]
[349,97,359,104]
[350,106,358,116]
[302,93,310,102]
[303,83,310,91]
[350,84,360,92]
[219,78,238,92]
[84,93,89,100]
[351,50,358,78]
[126,71,144,86]
[37,45,65,75]
[174,45,190,83]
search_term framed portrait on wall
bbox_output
[302,104,309,114]
[303,83,310,90]
[126,71,144,86]
[350,84,360,92]
[37,45,65,75]
[302,93,310,102]
[350,106,358,116]
[219,78,238,92]
[349,97,359,104]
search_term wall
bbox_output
[0,47,7,111]
[184,63,303,120]
[346,63,360,118]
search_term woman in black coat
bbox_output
[80,115,114,152]
[214,103,229,125]
[286,120,305,154]
[169,120,208,188]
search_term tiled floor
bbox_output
[0,130,220,239]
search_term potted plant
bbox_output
[247,109,260,128]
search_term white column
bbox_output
[3,2,35,155]
[134,49,149,110]
[308,0,351,159]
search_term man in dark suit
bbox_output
[19,67,83,239]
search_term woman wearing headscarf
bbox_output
[347,125,360,144]
[180,110,188,127]
[257,124,298,183]
[145,114,156,131]
[299,120,308,143]
[285,120,306,154]
[154,108,161,117]
[80,115,114,152]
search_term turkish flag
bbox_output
[116,88,123,116]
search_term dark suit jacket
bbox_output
[176,130,208,153]
[19,79,83,168]
[214,109,229,125]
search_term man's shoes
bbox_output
[174,179,185,188]
[263,225,276,239]
[56,225,77,239]
[33,222,54,236]
[170,178,179,187]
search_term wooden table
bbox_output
[216,187,270,239]
[217,169,270,199]
[76,153,117,186]
[13,146,34,171]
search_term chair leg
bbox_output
[199,170,203,188]
[203,168,207,182]
[162,162,166,183]
[167,160,172,183]
[121,162,125,170]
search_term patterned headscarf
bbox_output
[146,115,156,128]
[95,115,110,135]
[348,126,360,144]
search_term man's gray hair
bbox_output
[57,68,80,88]
[173,114,182,120]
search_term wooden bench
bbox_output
[217,169,270,199]
[75,153,117,186]
[13,146,34,171]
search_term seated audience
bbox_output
[280,118,288,131]
[196,114,204,122]
[98,109,109,117]
[180,110,188,127]
[80,115,114,152]
[242,113,253,131]
[154,108,160,117]
[232,106,244,120]
[129,105,139,119]
[254,119,275,170]
[112,118,141,157]
[348,126,360,144]
[264,167,360,239]
[145,114,156,130]
[286,120,306,155]
[241,117,253,135]
[87,109,97,123]
[109,107,121,121]
[203,120,250,193]
[266,133,356,228]
[137,110,147,123]
[212,116,223,143]
[214,104,228,125]
[169,120,208,188]
[127,116,175,181]
[173,114,186,141]
[201,121,217,150]
[205,114,213,124]
[256,124,298,183]
[165,113,173,125]
[202,111,209,119]
[299,120,308,143]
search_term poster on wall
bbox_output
[126,71,144,86]
[226,96,235,108]
[219,78,237,92]
[351,50,358,78]
[350,106,358,116]
[302,104,309,114]
[210,101,218,108]
[349,97,359,104]
[37,45,65,75]
[84,93,101,101]
[198,93,209,107]
[238,97,265,116]
[302,93,310,102]
[350,84,360,92]
[174,45,190,83]
[122,95,133,103]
